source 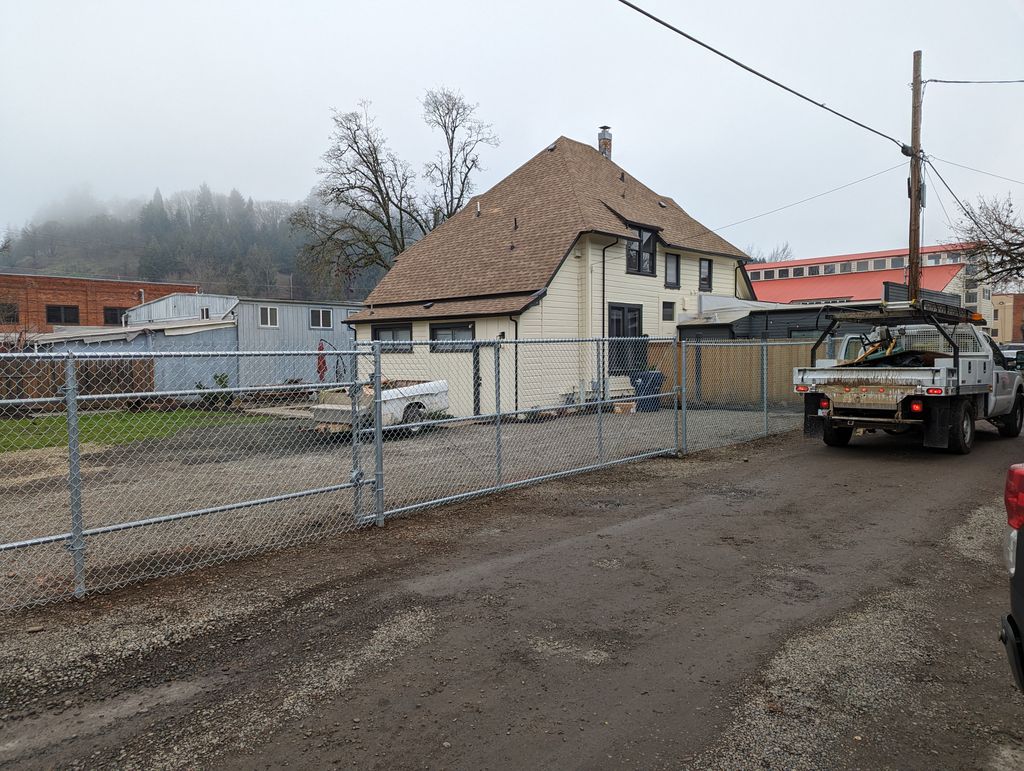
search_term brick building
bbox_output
[0,274,198,333]
[993,294,1024,344]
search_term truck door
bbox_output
[987,335,1015,415]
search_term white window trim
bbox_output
[259,305,279,328]
[309,307,333,329]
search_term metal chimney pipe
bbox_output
[598,126,612,159]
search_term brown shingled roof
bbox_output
[352,136,745,321]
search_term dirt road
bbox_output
[2,427,1024,769]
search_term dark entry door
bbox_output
[608,303,646,375]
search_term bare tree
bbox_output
[745,241,794,263]
[422,88,499,221]
[953,195,1024,289]
[290,90,497,292]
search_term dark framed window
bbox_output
[429,322,475,352]
[777,268,790,279]
[891,256,905,269]
[662,301,675,321]
[309,308,333,329]
[200,307,211,320]
[763,269,775,279]
[0,303,19,324]
[371,323,413,353]
[607,303,646,376]
[258,305,279,328]
[839,262,852,273]
[856,260,869,271]
[664,253,680,288]
[749,271,761,281]
[793,267,805,277]
[823,263,836,275]
[872,259,887,270]
[626,229,657,276]
[46,304,79,325]
[698,258,713,292]
[808,265,821,276]
[103,307,127,325]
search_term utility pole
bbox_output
[905,50,924,303]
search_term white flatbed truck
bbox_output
[793,301,1024,454]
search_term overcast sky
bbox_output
[2,0,1022,258]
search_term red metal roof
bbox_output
[746,242,973,271]
[751,263,964,303]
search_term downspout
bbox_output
[511,315,519,412]
[601,238,619,337]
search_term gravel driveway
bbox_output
[1,425,1022,769]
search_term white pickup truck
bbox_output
[794,305,1024,454]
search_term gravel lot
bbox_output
[1,424,1022,769]
[0,404,800,608]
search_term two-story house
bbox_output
[348,129,754,414]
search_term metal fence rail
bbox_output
[0,337,806,610]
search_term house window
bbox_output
[698,258,713,292]
[372,323,413,353]
[808,265,821,276]
[626,229,657,276]
[309,308,333,329]
[994,309,1000,321]
[823,263,836,274]
[839,262,852,273]
[983,287,991,300]
[102,307,127,325]
[966,290,978,304]
[891,256,905,269]
[872,259,887,270]
[607,303,646,376]
[429,322,475,352]
[662,301,675,321]
[258,306,279,328]
[929,254,942,265]
[46,305,80,325]
[665,253,680,288]
[793,267,805,277]
[200,307,211,320]
[0,303,19,324]
[777,268,790,279]
[763,269,775,280]
[749,270,761,281]
[856,260,869,271]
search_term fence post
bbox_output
[349,349,363,523]
[680,342,688,454]
[372,342,385,527]
[674,339,681,455]
[761,338,769,437]
[595,339,605,464]
[63,355,87,599]
[494,341,503,486]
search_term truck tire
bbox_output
[822,420,853,447]
[402,404,426,436]
[998,394,1024,438]
[948,399,976,454]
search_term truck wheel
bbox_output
[822,420,853,447]
[948,399,976,454]
[402,404,426,436]
[999,394,1024,438]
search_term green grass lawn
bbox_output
[0,410,268,453]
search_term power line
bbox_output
[614,0,906,149]
[714,162,906,232]
[924,164,955,232]
[930,156,1024,187]
[924,78,1024,85]
[924,158,1002,250]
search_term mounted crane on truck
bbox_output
[793,301,1024,454]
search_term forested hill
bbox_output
[0,186,381,301]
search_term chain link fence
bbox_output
[0,337,809,610]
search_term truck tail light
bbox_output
[926,388,943,395]
[795,385,809,393]
[909,399,924,413]
[1006,465,1024,530]
[818,397,830,410]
